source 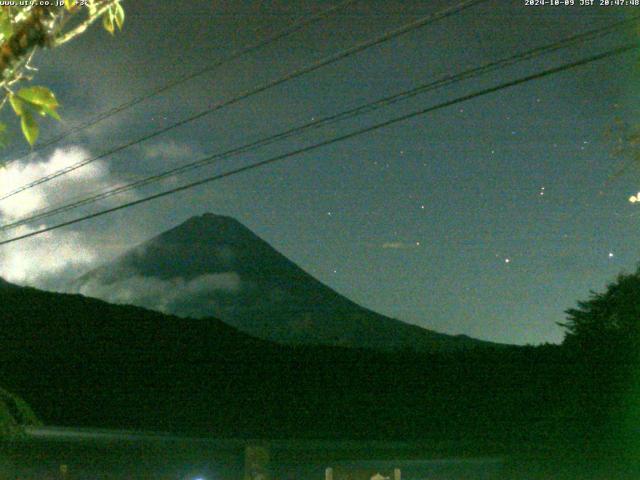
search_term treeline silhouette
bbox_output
[0,272,636,459]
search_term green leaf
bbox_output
[103,12,114,34]
[20,111,38,146]
[64,0,76,11]
[39,104,60,121]
[114,3,124,30]
[17,86,58,108]
[9,94,25,116]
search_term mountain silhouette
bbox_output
[73,213,493,352]
[0,278,568,444]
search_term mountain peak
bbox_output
[192,212,233,222]
[178,212,240,229]
[74,215,496,352]
[158,213,257,248]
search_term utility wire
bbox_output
[0,0,488,202]
[0,43,635,247]
[0,0,357,169]
[1,16,636,232]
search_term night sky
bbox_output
[0,0,639,345]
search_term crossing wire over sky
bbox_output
[2,16,637,233]
[0,0,488,202]
[0,0,358,169]
[1,43,635,246]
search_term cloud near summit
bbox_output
[75,272,243,315]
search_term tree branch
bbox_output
[0,5,59,87]
[53,1,119,47]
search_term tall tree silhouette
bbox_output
[560,268,640,460]
[561,267,640,356]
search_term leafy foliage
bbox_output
[559,268,640,461]
[103,1,124,34]
[8,86,60,145]
[0,1,125,147]
[560,267,640,354]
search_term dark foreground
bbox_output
[1,279,639,478]
[0,427,638,480]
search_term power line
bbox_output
[0,0,488,202]
[0,0,357,169]
[2,16,636,233]
[0,43,635,247]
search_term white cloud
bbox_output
[0,225,99,287]
[0,146,140,288]
[76,272,242,314]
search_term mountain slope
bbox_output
[0,278,277,434]
[73,213,492,352]
[0,278,573,444]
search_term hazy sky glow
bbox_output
[1,0,639,344]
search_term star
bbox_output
[608,252,614,258]
[505,258,511,264]
[420,205,425,210]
